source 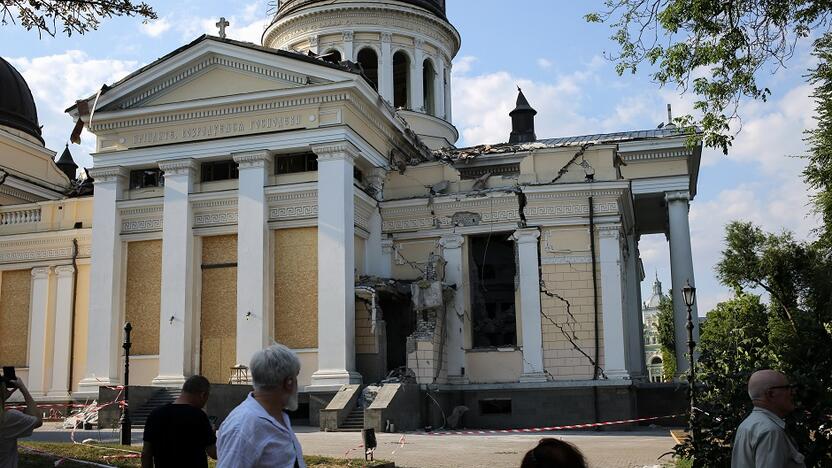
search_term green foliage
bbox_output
[806,32,832,247]
[656,296,677,380]
[0,0,156,37]
[586,0,832,154]
[675,222,832,466]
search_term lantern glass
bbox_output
[682,280,696,307]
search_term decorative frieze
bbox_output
[193,198,238,228]
[0,233,92,264]
[267,190,318,221]
[120,204,164,234]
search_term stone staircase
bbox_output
[338,406,365,432]
[129,388,181,427]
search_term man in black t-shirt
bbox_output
[141,375,217,468]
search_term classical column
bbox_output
[380,238,394,278]
[27,267,51,397]
[364,169,384,277]
[234,151,271,376]
[435,58,446,119]
[411,40,425,112]
[439,234,466,383]
[49,265,75,396]
[666,191,699,375]
[310,142,362,388]
[79,166,127,395]
[598,225,630,379]
[379,32,393,104]
[154,159,197,387]
[511,228,547,382]
[624,232,644,378]
[444,64,452,122]
[343,31,355,61]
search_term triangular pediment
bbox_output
[89,37,357,112]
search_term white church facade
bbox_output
[0,0,701,427]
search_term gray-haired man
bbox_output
[217,344,305,468]
[731,369,805,468]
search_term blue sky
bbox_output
[0,0,819,314]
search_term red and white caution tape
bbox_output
[391,434,407,455]
[429,413,684,436]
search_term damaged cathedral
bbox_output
[0,0,700,429]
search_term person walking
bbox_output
[141,375,217,468]
[217,344,305,468]
[731,369,805,468]
[0,378,43,468]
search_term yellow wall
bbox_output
[0,269,31,367]
[200,235,238,384]
[71,264,90,392]
[391,238,439,280]
[125,240,162,356]
[274,228,318,349]
[465,350,522,383]
[355,301,377,354]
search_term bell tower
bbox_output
[263,0,461,149]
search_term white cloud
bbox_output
[140,16,172,38]
[452,56,477,76]
[537,58,553,69]
[9,51,139,170]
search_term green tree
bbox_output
[656,296,677,381]
[1,0,156,37]
[806,32,832,246]
[585,1,832,153]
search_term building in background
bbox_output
[642,274,666,383]
[0,0,702,428]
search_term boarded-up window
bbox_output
[0,270,31,367]
[125,240,162,355]
[274,228,317,349]
[200,235,237,384]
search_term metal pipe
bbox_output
[67,239,79,396]
[589,196,601,424]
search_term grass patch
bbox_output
[20,442,393,467]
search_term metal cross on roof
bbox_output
[216,17,230,39]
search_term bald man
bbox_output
[731,369,805,467]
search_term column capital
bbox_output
[31,266,51,279]
[381,238,395,253]
[414,38,425,50]
[381,32,392,43]
[88,166,128,184]
[343,30,354,41]
[158,158,198,176]
[308,35,318,47]
[665,191,691,203]
[55,265,76,277]
[233,150,271,168]
[510,228,540,244]
[311,142,360,163]
[598,224,623,239]
[439,234,464,250]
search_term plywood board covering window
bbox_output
[0,270,31,367]
[274,228,317,349]
[125,240,162,356]
[200,234,237,384]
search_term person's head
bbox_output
[748,369,796,418]
[250,344,301,411]
[521,438,587,468]
[181,375,211,409]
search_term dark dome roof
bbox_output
[276,0,446,20]
[0,56,43,144]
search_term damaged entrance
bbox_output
[469,233,517,348]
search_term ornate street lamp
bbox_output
[120,322,132,446]
[682,280,697,448]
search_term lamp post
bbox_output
[682,280,697,449]
[120,322,132,446]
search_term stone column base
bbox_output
[151,375,187,388]
[309,370,362,391]
[77,377,119,397]
[519,372,548,383]
[605,369,631,380]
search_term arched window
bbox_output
[357,48,379,90]
[322,49,342,64]
[423,58,436,115]
[393,50,410,109]
[651,356,663,365]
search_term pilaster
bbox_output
[79,166,128,395]
[343,31,354,61]
[380,238,394,278]
[435,58,446,119]
[27,267,52,397]
[598,224,630,379]
[379,32,393,104]
[309,142,362,388]
[308,35,319,54]
[234,150,271,378]
[154,158,198,387]
[510,228,547,383]
[411,39,425,112]
[665,191,699,375]
[439,234,466,383]
[49,265,75,397]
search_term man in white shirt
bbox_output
[217,344,305,468]
[0,378,43,468]
[731,369,805,468]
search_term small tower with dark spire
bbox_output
[509,87,537,144]
[56,144,78,181]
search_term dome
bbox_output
[275,0,446,20]
[0,57,43,144]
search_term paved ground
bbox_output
[30,425,677,467]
